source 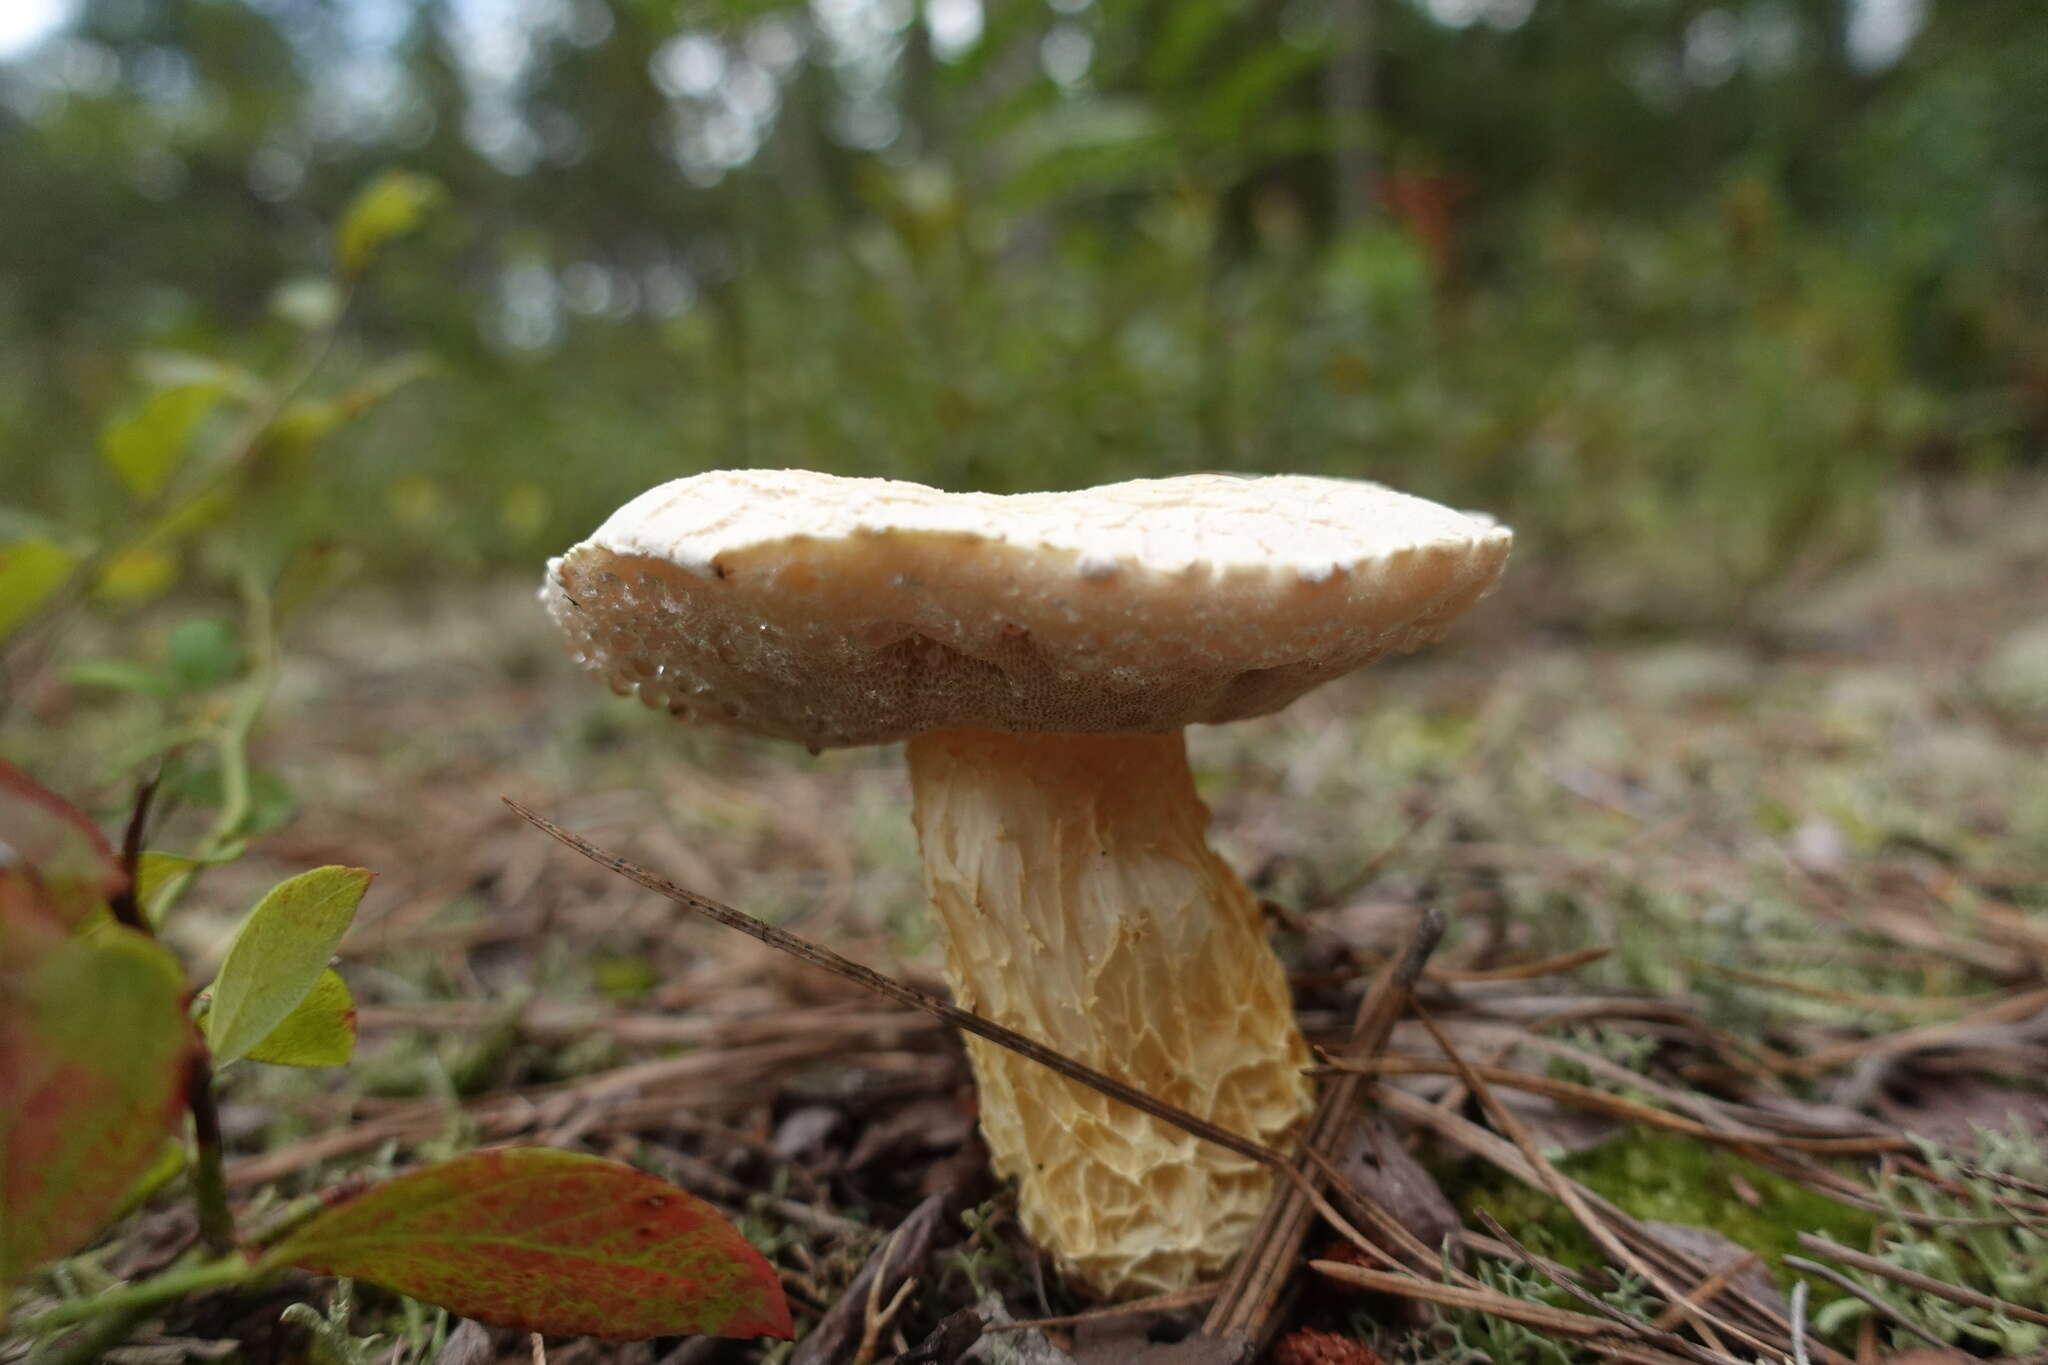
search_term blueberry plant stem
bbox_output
[185,1048,236,1257]
[20,1253,257,1338]
[107,775,238,1257]
[149,570,280,925]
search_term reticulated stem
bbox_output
[905,728,1313,1298]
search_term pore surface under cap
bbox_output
[543,470,1511,748]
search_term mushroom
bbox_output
[542,470,1510,1297]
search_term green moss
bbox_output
[591,950,658,1000]
[1458,1126,1878,1284]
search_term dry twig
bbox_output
[1781,1257,1953,1352]
[1307,1260,1723,1365]
[1796,1233,2048,1329]
[989,1286,1218,1333]
[1199,907,1445,1355]
[505,798,1286,1170]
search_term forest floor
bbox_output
[10,476,2048,1365]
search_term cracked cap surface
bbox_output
[543,469,1512,748]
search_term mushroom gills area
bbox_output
[907,728,1313,1297]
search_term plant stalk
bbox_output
[19,1253,257,1337]
[185,1045,236,1257]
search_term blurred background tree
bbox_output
[2,0,2042,622]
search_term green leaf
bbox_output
[0,759,125,928]
[264,399,345,459]
[134,352,265,402]
[270,277,344,331]
[130,851,241,927]
[100,383,225,500]
[0,538,77,643]
[135,851,197,913]
[265,1149,793,1340]
[165,616,242,691]
[336,171,444,276]
[165,763,298,838]
[0,907,193,1289]
[64,658,177,696]
[93,544,180,604]
[204,866,370,1066]
[210,968,355,1068]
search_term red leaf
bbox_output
[267,1148,792,1341]
[0,760,125,927]
[0,905,194,1285]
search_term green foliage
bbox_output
[0,162,439,663]
[166,760,299,841]
[234,968,357,1068]
[592,950,660,1001]
[336,171,446,278]
[278,1281,384,1365]
[0,540,77,643]
[202,865,370,1066]
[1461,1127,1877,1286]
[67,614,242,699]
[940,1200,1028,1300]
[100,382,227,501]
[1815,1127,2048,1354]
[164,617,242,691]
[320,174,1940,623]
[3,684,785,1351]
[1436,1258,1657,1365]
[3,1,2041,625]
[0,173,791,1357]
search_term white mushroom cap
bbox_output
[543,470,1511,749]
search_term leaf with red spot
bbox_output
[0,905,194,1290]
[0,760,125,927]
[204,866,370,1066]
[264,1148,792,1341]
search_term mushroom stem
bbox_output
[906,728,1313,1297]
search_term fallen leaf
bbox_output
[1341,1116,1462,1261]
[1644,1221,1787,1321]
[266,1147,791,1340]
[770,1104,843,1164]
